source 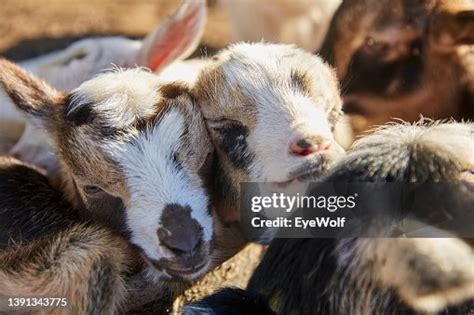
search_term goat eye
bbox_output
[460,170,474,179]
[206,117,241,129]
[62,50,88,67]
[84,185,103,195]
[363,37,387,53]
[459,170,474,191]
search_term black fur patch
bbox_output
[159,204,203,251]
[212,161,238,206]
[214,122,254,171]
[183,288,275,315]
[199,152,216,193]
[81,193,130,240]
[159,83,190,99]
[290,69,311,94]
[0,157,81,249]
[64,93,96,126]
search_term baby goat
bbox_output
[185,121,474,315]
[219,0,341,52]
[193,42,345,224]
[0,156,132,314]
[320,0,474,136]
[141,42,347,308]
[0,59,216,284]
[0,0,207,177]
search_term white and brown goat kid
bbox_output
[193,42,345,223]
[0,59,216,283]
[0,0,208,177]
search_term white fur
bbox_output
[69,69,161,128]
[219,43,344,182]
[157,59,212,85]
[21,37,142,92]
[1,0,206,170]
[354,121,474,167]
[219,0,341,52]
[104,109,212,261]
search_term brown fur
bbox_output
[193,43,344,225]
[0,59,220,311]
[320,0,474,136]
[0,156,134,314]
[0,225,131,315]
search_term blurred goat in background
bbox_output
[320,0,474,136]
[218,0,341,52]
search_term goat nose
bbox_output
[158,204,204,255]
[158,227,201,254]
[289,138,331,156]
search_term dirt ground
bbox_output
[0,0,230,61]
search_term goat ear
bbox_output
[136,0,207,72]
[0,59,62,129]
[430,1,474,50]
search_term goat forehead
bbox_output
[218,61,336,116]
[61,108,192,191]
[220,45,337,100]
[106,109,186,174]
[69,110,185,187]
[67,69,162,129]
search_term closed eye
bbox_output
[205,117,242,129]
[84,185,104,196]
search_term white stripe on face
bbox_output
[111,109,213,261]
[248,88,336,182]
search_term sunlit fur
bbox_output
[185,121,474,315]
[0,60,215,283]
[0,0,207,178]
[194,42,345,223]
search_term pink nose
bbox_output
[290,139,331,156]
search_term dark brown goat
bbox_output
[320,0,474,135]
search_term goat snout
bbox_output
[157,227,201,255]
[158,204,204,256]
[289,137,331,156]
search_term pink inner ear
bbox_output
[147,2,203,71]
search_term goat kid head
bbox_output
[7,0,206,178]
[194,43,345,219]
[0,59,216,282]
[320,0,474,135]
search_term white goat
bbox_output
[218,0,342,52]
